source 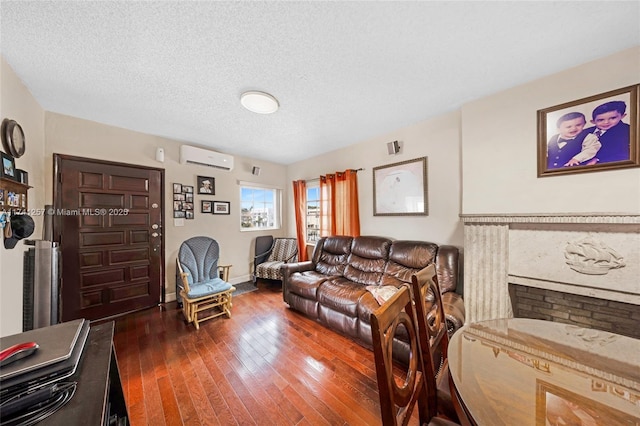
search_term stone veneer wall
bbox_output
[461,213,640,323]
[510,284,640,339]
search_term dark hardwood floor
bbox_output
[113,283,402,425]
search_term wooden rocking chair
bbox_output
[176,236,235,330]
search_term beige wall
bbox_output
[1,57,289,336]
[462,46,640,214]
[2,46,638,336]
[286,110,464,247]
[44,112,289,299]
[0,58,46,336]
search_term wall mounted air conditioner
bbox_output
[180,145,234,171]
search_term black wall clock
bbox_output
[1,119,26,158]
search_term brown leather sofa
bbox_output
[282,235,465,354]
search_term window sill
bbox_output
[240,226,280,232]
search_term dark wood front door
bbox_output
[54,155,164,322]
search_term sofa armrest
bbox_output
[435,245,459,294]
[282,261,314,276]
[281,261,315,302]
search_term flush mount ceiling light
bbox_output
[240,91,279,114]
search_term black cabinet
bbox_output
[42,322,128,425]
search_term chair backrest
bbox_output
[370,285,428,426]
[410,263,449,417]
[254,235,274,266]
[178,236,221,285]
[266,238,298,262]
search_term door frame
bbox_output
[52,154,166,306]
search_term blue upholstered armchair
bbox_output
[176,236,234,330]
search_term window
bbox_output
[240,185,280,231]
[306,182,320,243]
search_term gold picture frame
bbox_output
[537,84,639,177]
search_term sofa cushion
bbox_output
[343,236,391,285]
[381,241,438,287]
[317,277,368,317]
[314,236,353,276]
[350,236,392,259]
[287,270,331,299]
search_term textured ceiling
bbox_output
[1,1,639,165]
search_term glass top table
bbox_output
[447,318,640,425]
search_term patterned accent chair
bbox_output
[176,236,235,330]
[253,237,298,284]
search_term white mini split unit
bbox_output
[179,145,234,171]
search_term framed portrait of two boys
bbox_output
[537,84,640,177]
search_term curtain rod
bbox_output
[303,168,364,183]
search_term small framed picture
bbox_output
[197,176,215,194]
[173,210,185,218]
[183,185,194,193]
[173,193,185,201]
[173,183,182,193]
[213,201,230,215]
[201,200,212,213]
[185,193,193,203]
[173,201,182,210]
[1,152,16,180]
[7,191,17,206]
[185,210,194,220]
[183,202,193,210]
[15,169,28,184]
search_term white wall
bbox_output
[0,58,46,336]
[462,46,640,214]
[287,110,464,248]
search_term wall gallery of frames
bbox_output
[173,176,230,219]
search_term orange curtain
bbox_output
[292,180,308,261]
[337,169,360,236]
[320,169,360,237]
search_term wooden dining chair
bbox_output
[409,264,460,423]
[370,285,460,426]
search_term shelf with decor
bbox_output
[0,176,31,211]
[1,118,29,212]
